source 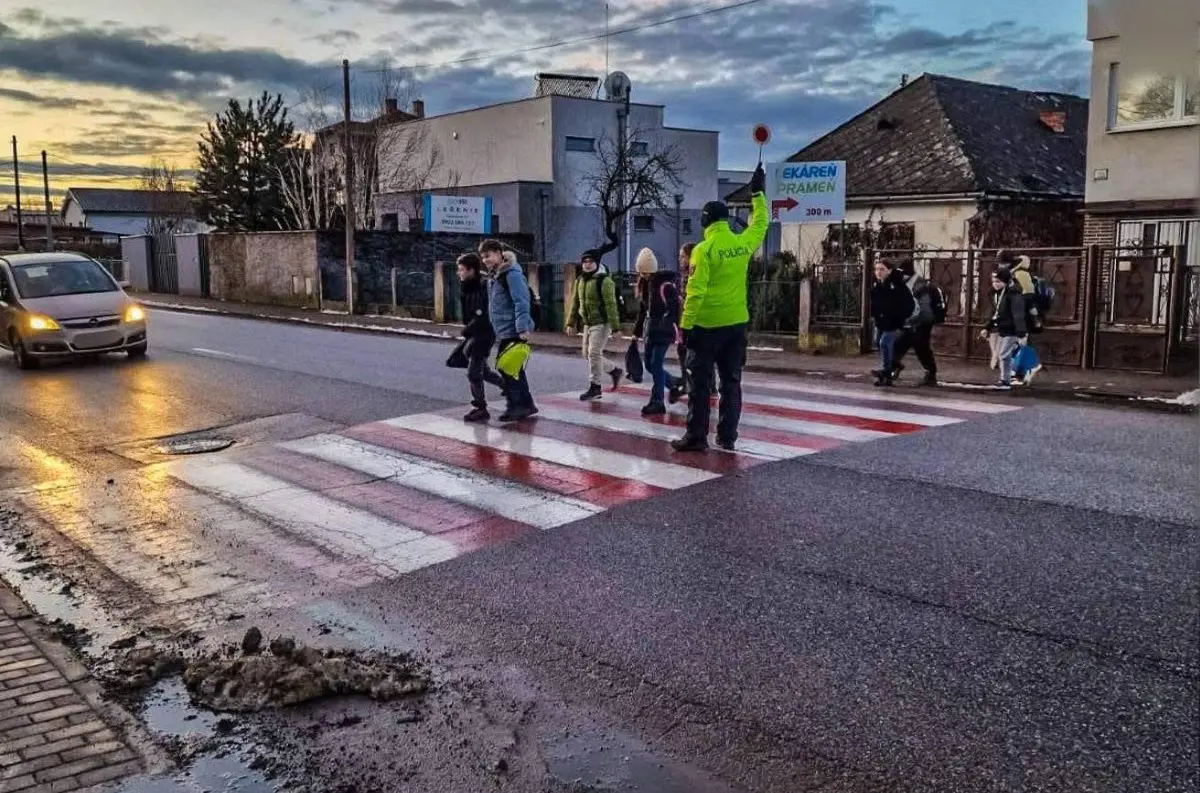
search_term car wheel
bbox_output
[10,332,38,370]
[127,342,148,359]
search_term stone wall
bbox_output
[208,231,319,307]
[316,230,533,316]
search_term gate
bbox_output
[872,247,1086,366]
[148,232,179,294]
[1089,244,1191,373]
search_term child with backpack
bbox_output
[566,249,623,401]
[870,260,916,387]
[479,240,537,422]
[984,268,1028,389]
[633,248,681,415]
[455,252,505,423]
[891,259,943,387]
[997,250,1052,384]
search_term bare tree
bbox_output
[375,122,462,230]
[278,60,422,231]
[139,157,193,235]
[578,128,685,259]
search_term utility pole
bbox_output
[11,136,24,251]
[41,151,53,251]
[342,59,356,314]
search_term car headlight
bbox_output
[28,314,60,332]
[124,305,145,323]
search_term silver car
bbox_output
[0,252,148,370]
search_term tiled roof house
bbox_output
[748,73,1088,261]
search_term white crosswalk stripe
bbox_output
[163,377,1020,584]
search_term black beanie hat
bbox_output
[581,249,602,264]
[700,201,729,228]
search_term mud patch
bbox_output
[108,629,429,714]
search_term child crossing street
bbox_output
[567,249,623,401]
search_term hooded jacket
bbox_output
[871,268,916,332]
[634,270,681,344]
[487,252,534,340]
[568,263,620,331]
[681,192,769,330]
[459,274,495,348]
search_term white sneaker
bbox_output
[1023,364,1043,386]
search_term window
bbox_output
[630,141,649,156]
[408,216,422,232]
[381,213,399,231]
[565,136,596,152]
[12,259,117,299]
[633,215,654,232]
[681,218,693,234]
[1108,64,1198,129]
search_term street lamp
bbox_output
[674,193,684,265]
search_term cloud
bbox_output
[0,16,338,102]
[311,29,361,47]
[0,0,1090,177]
[0,88,92,109]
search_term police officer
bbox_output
[672,164,768,452]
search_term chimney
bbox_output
[900,74,909,88]
[1039,110,1066,133]
[385,97,398,114]
[412,100,425,118]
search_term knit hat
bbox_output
[993,268,1012,283]
[581,249,602,265]
[635,248,658,275]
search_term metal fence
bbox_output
[810,261,862,326]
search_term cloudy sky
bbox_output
[0,0,1089,208]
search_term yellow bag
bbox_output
[496,342,530,378]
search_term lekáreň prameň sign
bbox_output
[766,161,846,223]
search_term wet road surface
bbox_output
[0,309,1196,792]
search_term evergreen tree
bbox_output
[194,92,297,231]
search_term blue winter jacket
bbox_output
[487,254,534,340]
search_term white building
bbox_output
[61,188,208,237]
[373,73,719,269]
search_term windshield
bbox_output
[11,259,118,299]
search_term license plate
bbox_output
[72,330,123,350]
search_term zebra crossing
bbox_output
[166,378,1021,580]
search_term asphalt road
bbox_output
[0,309,1196,792]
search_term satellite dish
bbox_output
[604,71,632,104]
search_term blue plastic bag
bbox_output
[1012,344,1040,376]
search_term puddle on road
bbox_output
[143,678,220,737]
[0,538,130,655]
[545,729,741,793]
[108,754,280,793]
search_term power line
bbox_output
[363,0,768,73]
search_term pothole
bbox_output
[153,437,235,455]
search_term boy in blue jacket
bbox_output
[479,240,537,422]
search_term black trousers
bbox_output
[893,325,937,375]
[684,324,747,444]
[497,339,535,412]
[466,341,504,408]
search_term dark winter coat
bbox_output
[459,276,495,351]
[987,283,1028,338]
[634,271,681,345]
[870,269,915,333]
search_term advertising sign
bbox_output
[766,161,847,223]
[423,195,493,234]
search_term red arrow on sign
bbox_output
[771,197,798,219]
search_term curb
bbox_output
[143,301,1197,415]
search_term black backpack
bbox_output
[925,284,948,324]
[499,268,542,328]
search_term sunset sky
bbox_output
[0,0,1088,209]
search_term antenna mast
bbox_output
[604,3,610,80]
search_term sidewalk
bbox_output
[0,586,144,792]
[139,293,1199,412]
